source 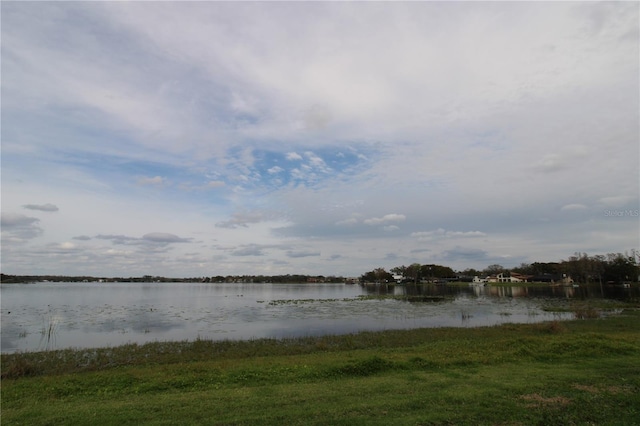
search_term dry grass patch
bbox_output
[519,393,572,408]
[572,383,635,395]
[572,384,599,393]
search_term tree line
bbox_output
[1,250,637,285]
[360,250,639,284]
[0,274,348,284]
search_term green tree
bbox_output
[360,268,393,284]
[603,253,638,283]
[420,264,456,281]
[405,263,422,284]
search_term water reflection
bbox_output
[1,282,636,353]
[361,282,638,300]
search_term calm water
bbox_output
[1,282,636,353]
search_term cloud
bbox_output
[0,2,637,277]
[561,203,587,211]
[93,233,191,246]
[1,213,43,241]
[439,247,492,262]
[137,176,165,186]
[411,229,487,240]
[364,214,406,226]
[597,196,637,208]
[287,250,321,258]
[304,151,330,172]
[205,180,225,188]
[410,248,431,254]
[286,152,303,161]
[533,154,567,173]
[231,245,265,256]
[216,211,264,229]
[95,234,140,244]
[22,203,59,212]
[336,218,358,226]
[72,235,92,241]
[142,233,191,243]
[303,104,331,131]
[1,213,40,228]
[385,253,399,261]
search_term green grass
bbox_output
[2,309,640,425]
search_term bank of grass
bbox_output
[2,309,639,425]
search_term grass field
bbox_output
[2,307,639,425]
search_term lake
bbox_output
[1,281,636,353]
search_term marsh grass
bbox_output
[37,315,59,352]
[573,306,601,319]
[2,309,639,425]
[265,295,447,305]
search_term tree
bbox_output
[511,263,533,275]
[603,253,638,283]
[459,268,480,277]
[560,252,607,284]
[360,268,393,284]
[483,264,505,275]
[405,263,422,284]
[390,265,407,276]
[420,264,456,281]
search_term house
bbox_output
[508,272,533,283]
[486,275,499,283]
[487,272,533,283]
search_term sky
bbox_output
[1,2,639,278]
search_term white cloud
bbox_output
[286,152,303,161]
[304,152,330,171]
[364,214,406,226]
[561,204,588,211]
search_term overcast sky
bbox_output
[2,2,638,278]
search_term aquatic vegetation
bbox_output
[264,295,447,306]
